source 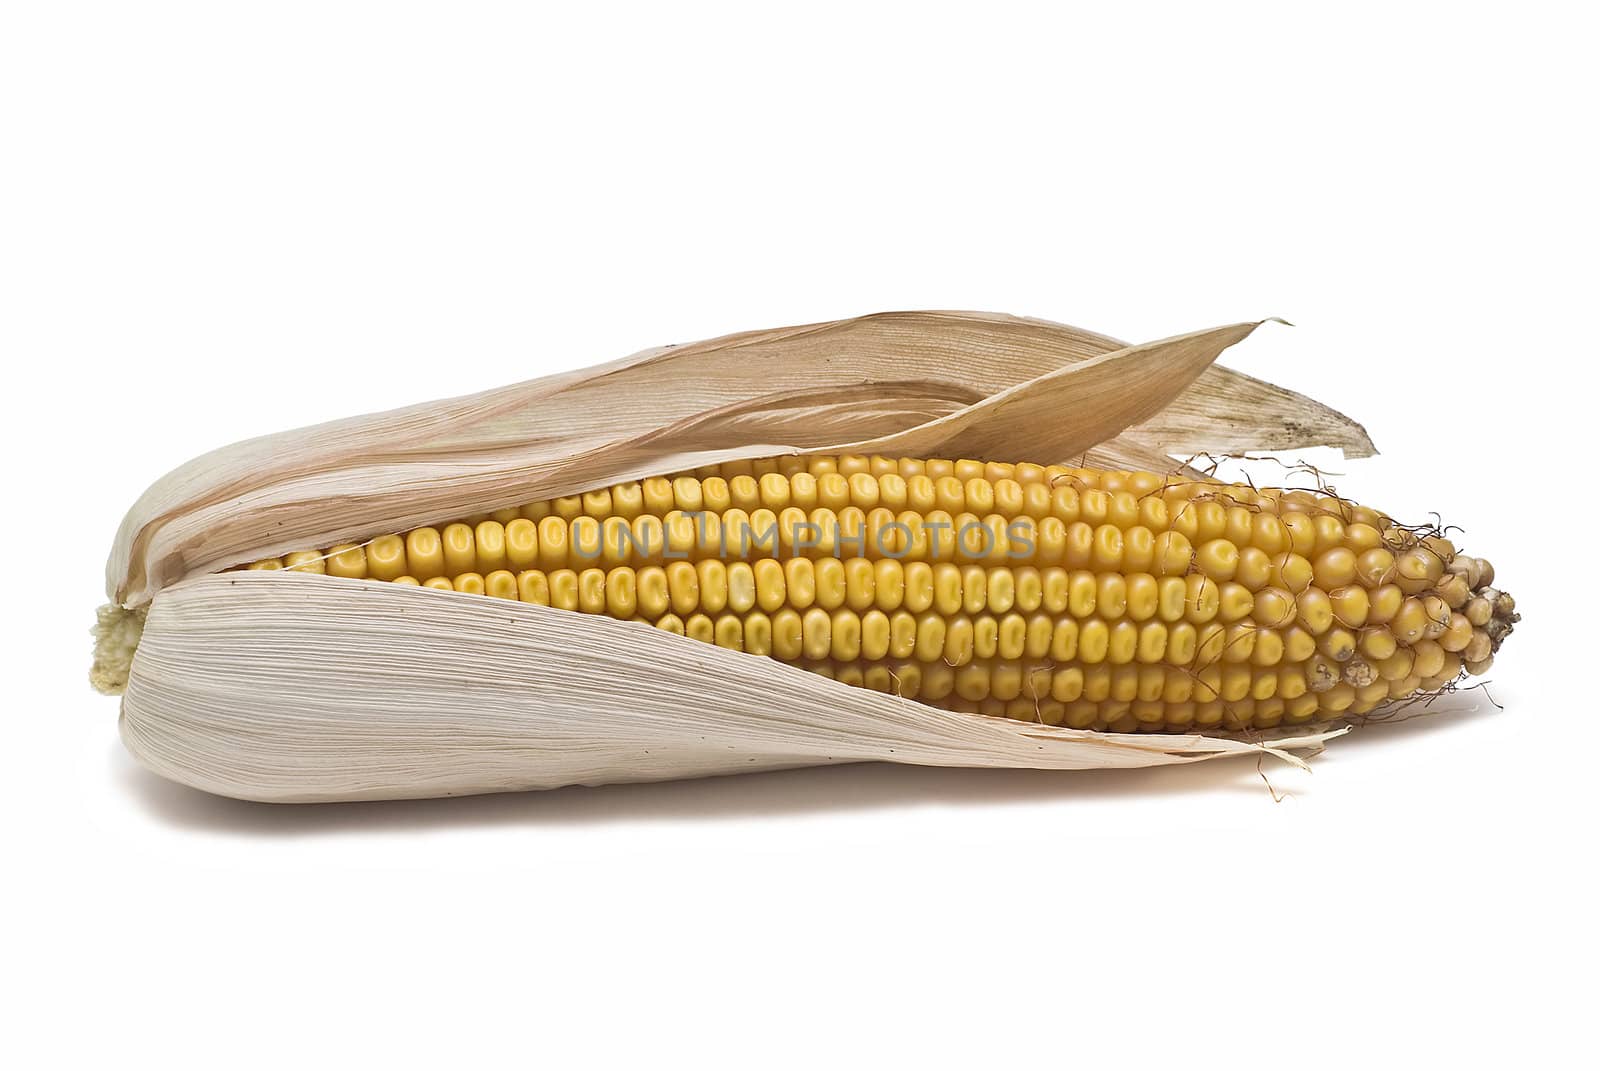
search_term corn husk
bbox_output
[98,311,1374,803]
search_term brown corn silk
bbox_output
[102,311,1377,802]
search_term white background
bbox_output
[4,3,1594,1067]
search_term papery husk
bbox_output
[101,311,1372,803]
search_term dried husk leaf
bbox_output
[108,311,1371,607]
[123,573,1343,803]
[1124,362,1375,459]
[102,311,1372,803]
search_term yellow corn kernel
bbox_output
[327,544,368,579]
[283,550,327,575]
[366,534,408,581]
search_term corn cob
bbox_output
[244,453,1515,734]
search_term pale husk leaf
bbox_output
[107,311,1369,607]
[121,573,1343,803]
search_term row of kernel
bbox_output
[706,455,1102,487]
[649,607,1056,665]
[255,554,1344,665]
[587,561,1264,621]
[591,461,1220,521]
[651,606,1207,670]
[533,479,1408,582]
[504,460,1360,527]
[693,456,1390,528]
[814,653,1413,718]
[670,467,1213,529]
[517,461,1183,526]
[250,553,1381,655]
[799,662,1377,732]
[463,467,1079,526]
[257,480,1411,580]
[655,604,1310,673]
[355,548,1331,633]
[265,515,1188,573]
[798,658,1300,707]
[382,562,1097,620]
[285,514,1205,572]
[837,665,1391,728]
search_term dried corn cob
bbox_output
[244,453,1515,734]
[94,311,1513,803]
